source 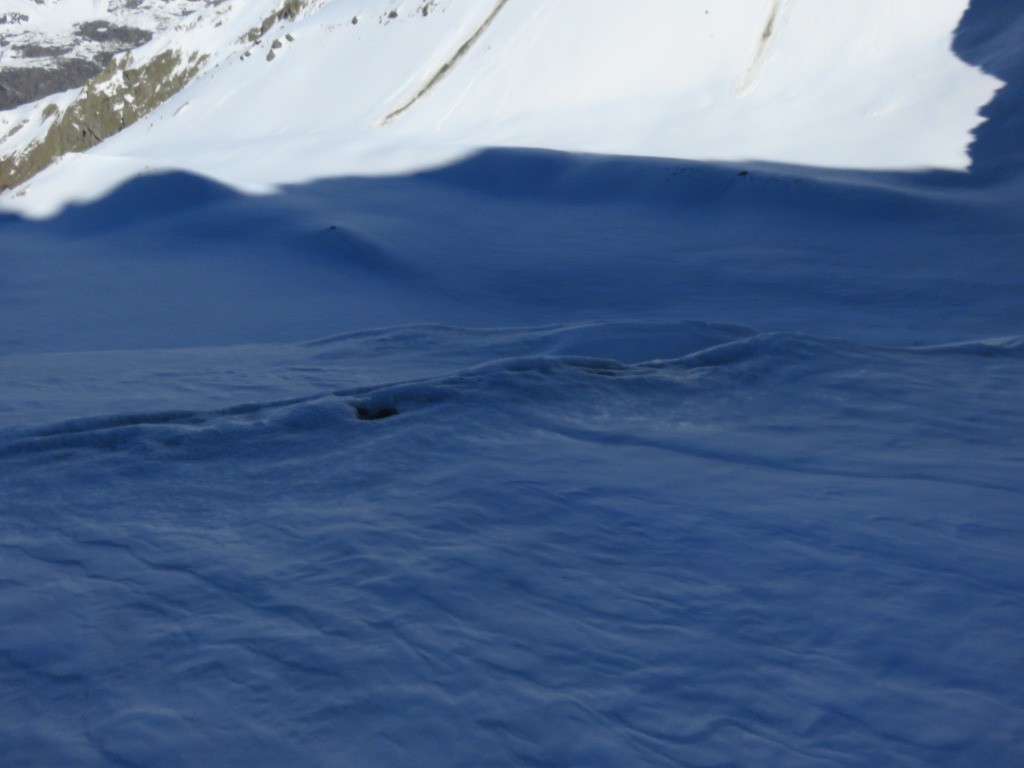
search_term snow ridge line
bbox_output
[0,395,327,458]
[0,355,632,457]
[1,332,1019,458]
[378,0,512,125]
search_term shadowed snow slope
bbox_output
[954,0,1024,182]
[1,2,1023,767]
[1,151,1022,355]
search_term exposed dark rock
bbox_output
[14,43,74,59]
[0,21,154,110]
[0,59,103,111]
[75,21,152,46]
[245,0,308,42]
[1,50,207,191]
[278,0,305,22]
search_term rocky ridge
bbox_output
[0,0,308,192]
[0,1,218,110]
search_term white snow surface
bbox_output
[0,0,208,66]
[0,0,1004,216]
[1,1,1024,766]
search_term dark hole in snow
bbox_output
[388,10,398,19]
[355,405,399,421]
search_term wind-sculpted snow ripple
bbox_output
[2,329,1022,486]
[1,325,1022,767]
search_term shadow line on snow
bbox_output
[955,0,1024,182]
[0,140,1022,355]
[0,0,1021,229]
[0,1,1021,353]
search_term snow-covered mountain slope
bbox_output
[0,0,214,109]
[1,2,1023,767]
[0,0,206,53]
[0,0,1003,214]
[0,0,203,65]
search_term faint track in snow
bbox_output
[735,0,790,95]
[379,0,512,125]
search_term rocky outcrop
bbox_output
[243,0,308,43]
[0,59,104,111]
[0,22,153,112]
[0,0,313,191]
[0,49,206,191]
[0,0,204,110]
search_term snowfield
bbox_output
[1,1,1023,766]
[0,0,1004,214]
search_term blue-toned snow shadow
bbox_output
[2,136,1022,356]
[955,0,1024,181]
[0,0,1022,356]
[0,4,1023,767]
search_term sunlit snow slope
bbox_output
[0,0,1002,215]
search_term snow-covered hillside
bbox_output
[0,0,206,61]
[0,0,213,109]
[1,1,1023,767]
[0,0,1004,213]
